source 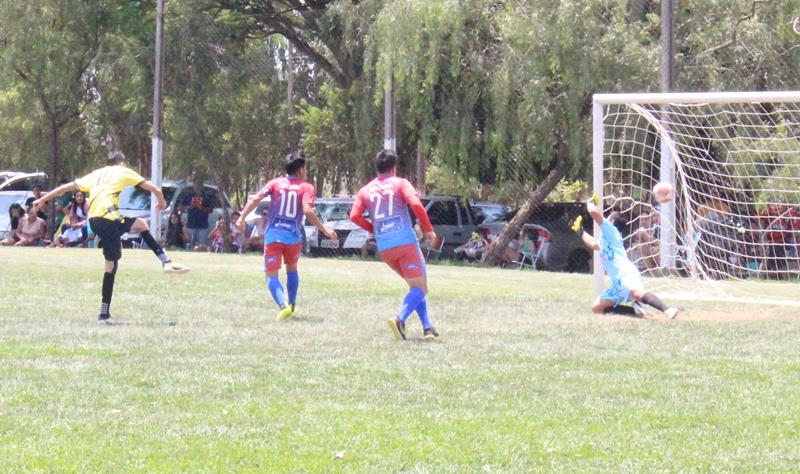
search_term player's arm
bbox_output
[571,214,600,251]
[33,182,79,210]
[304,206,337,241]
[237,191,264,234]
[137,180,167,210]
[348,194,374,233]
[400,181,436,244]
[586,194,604,225]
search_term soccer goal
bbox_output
[593,91,800,305]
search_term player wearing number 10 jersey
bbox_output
[237,151,337,321]
[350,150,440,340]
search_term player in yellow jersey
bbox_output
[34,151,189,324]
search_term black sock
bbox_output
[641,292,669,312]
[603,305,637,316]
[101,263,117,316]
[140,230,170,264]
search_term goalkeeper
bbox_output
[573,195,679,319]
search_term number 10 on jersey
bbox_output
[278,189,298,218]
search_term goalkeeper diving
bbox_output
[573,195,679,319]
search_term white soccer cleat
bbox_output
[163,262,190,274]
[665,307,680,319]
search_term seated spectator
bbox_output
[361,234,378,259]
[501,231,522,265]
[455,231,488,261]
[208,214,229,252]
[13,205,47,246]
[25,184,48,221]
[245,207,269,252]
[65,190,89,224]
[165,211,190,250]
[1,203,25,246]
[56,214,88,247]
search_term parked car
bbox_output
[0,190,34,241]
[478,202,593,272]
[0,172,47,192]
[306,197,371,255]
[470,201,510,225]
[118,179,233,246]
[422,196,479,254]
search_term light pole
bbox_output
[150,0,165,242]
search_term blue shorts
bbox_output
[600,272,644,306]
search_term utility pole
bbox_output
[383,69,396,152]
[150,0,165,242]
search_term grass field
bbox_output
[1,247,799,472]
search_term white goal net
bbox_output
[593,91,800,305]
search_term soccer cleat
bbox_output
[387,317,406,341]
[163,262,190,274]
[571,215,584,234]
[423,326,440,340]
[275,305,294,322]
[97,314,115,325]
[289,304,299,318]
[665,307,680,319]
[632,302,649,317]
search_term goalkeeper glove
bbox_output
[571,215,584,235]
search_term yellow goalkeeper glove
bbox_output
[571,215,584,234]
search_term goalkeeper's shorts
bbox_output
[601,272,644,306]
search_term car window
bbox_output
[428,200,458,226]
[316,201,354,222]
[0,193,29,216]
[119,185,176,210]
[475,205,507,224]
[204,188,223,208]
[1,176,44,191]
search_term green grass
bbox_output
[1,247,799,472]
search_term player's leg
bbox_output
[89,218,121,324]
[631,288,680,319]
[99,258,119,324]
[264,243,291,321]
[131,218,189,273]
[283,244,302,316]
[595,283,642,317]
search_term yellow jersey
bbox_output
[75,166,145,221]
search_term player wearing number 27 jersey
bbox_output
[237,151,337,321]
[350,150,440,341]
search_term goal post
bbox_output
[592,91,800,304]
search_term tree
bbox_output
[0,0,115,188]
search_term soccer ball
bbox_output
[653,182,674,204]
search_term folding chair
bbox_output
[424,235,445,260]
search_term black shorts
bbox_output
[89,217,135,262]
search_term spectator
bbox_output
[65,190,89,223]
[454,231,488,261]
[26,184,48,221]
[230,211,244,253]
[13,205,47,246]
[53,179,73,225]
[1,203,25,246]
[209,213,234,253]
[164,211,189,250]
[501,230,522,265]
[178,177,212,250]
[245,206,269,252]
[632,207,661,272]
[56,214,88,247]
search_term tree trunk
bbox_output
[481,136,571,266]
[46,119,62,238]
